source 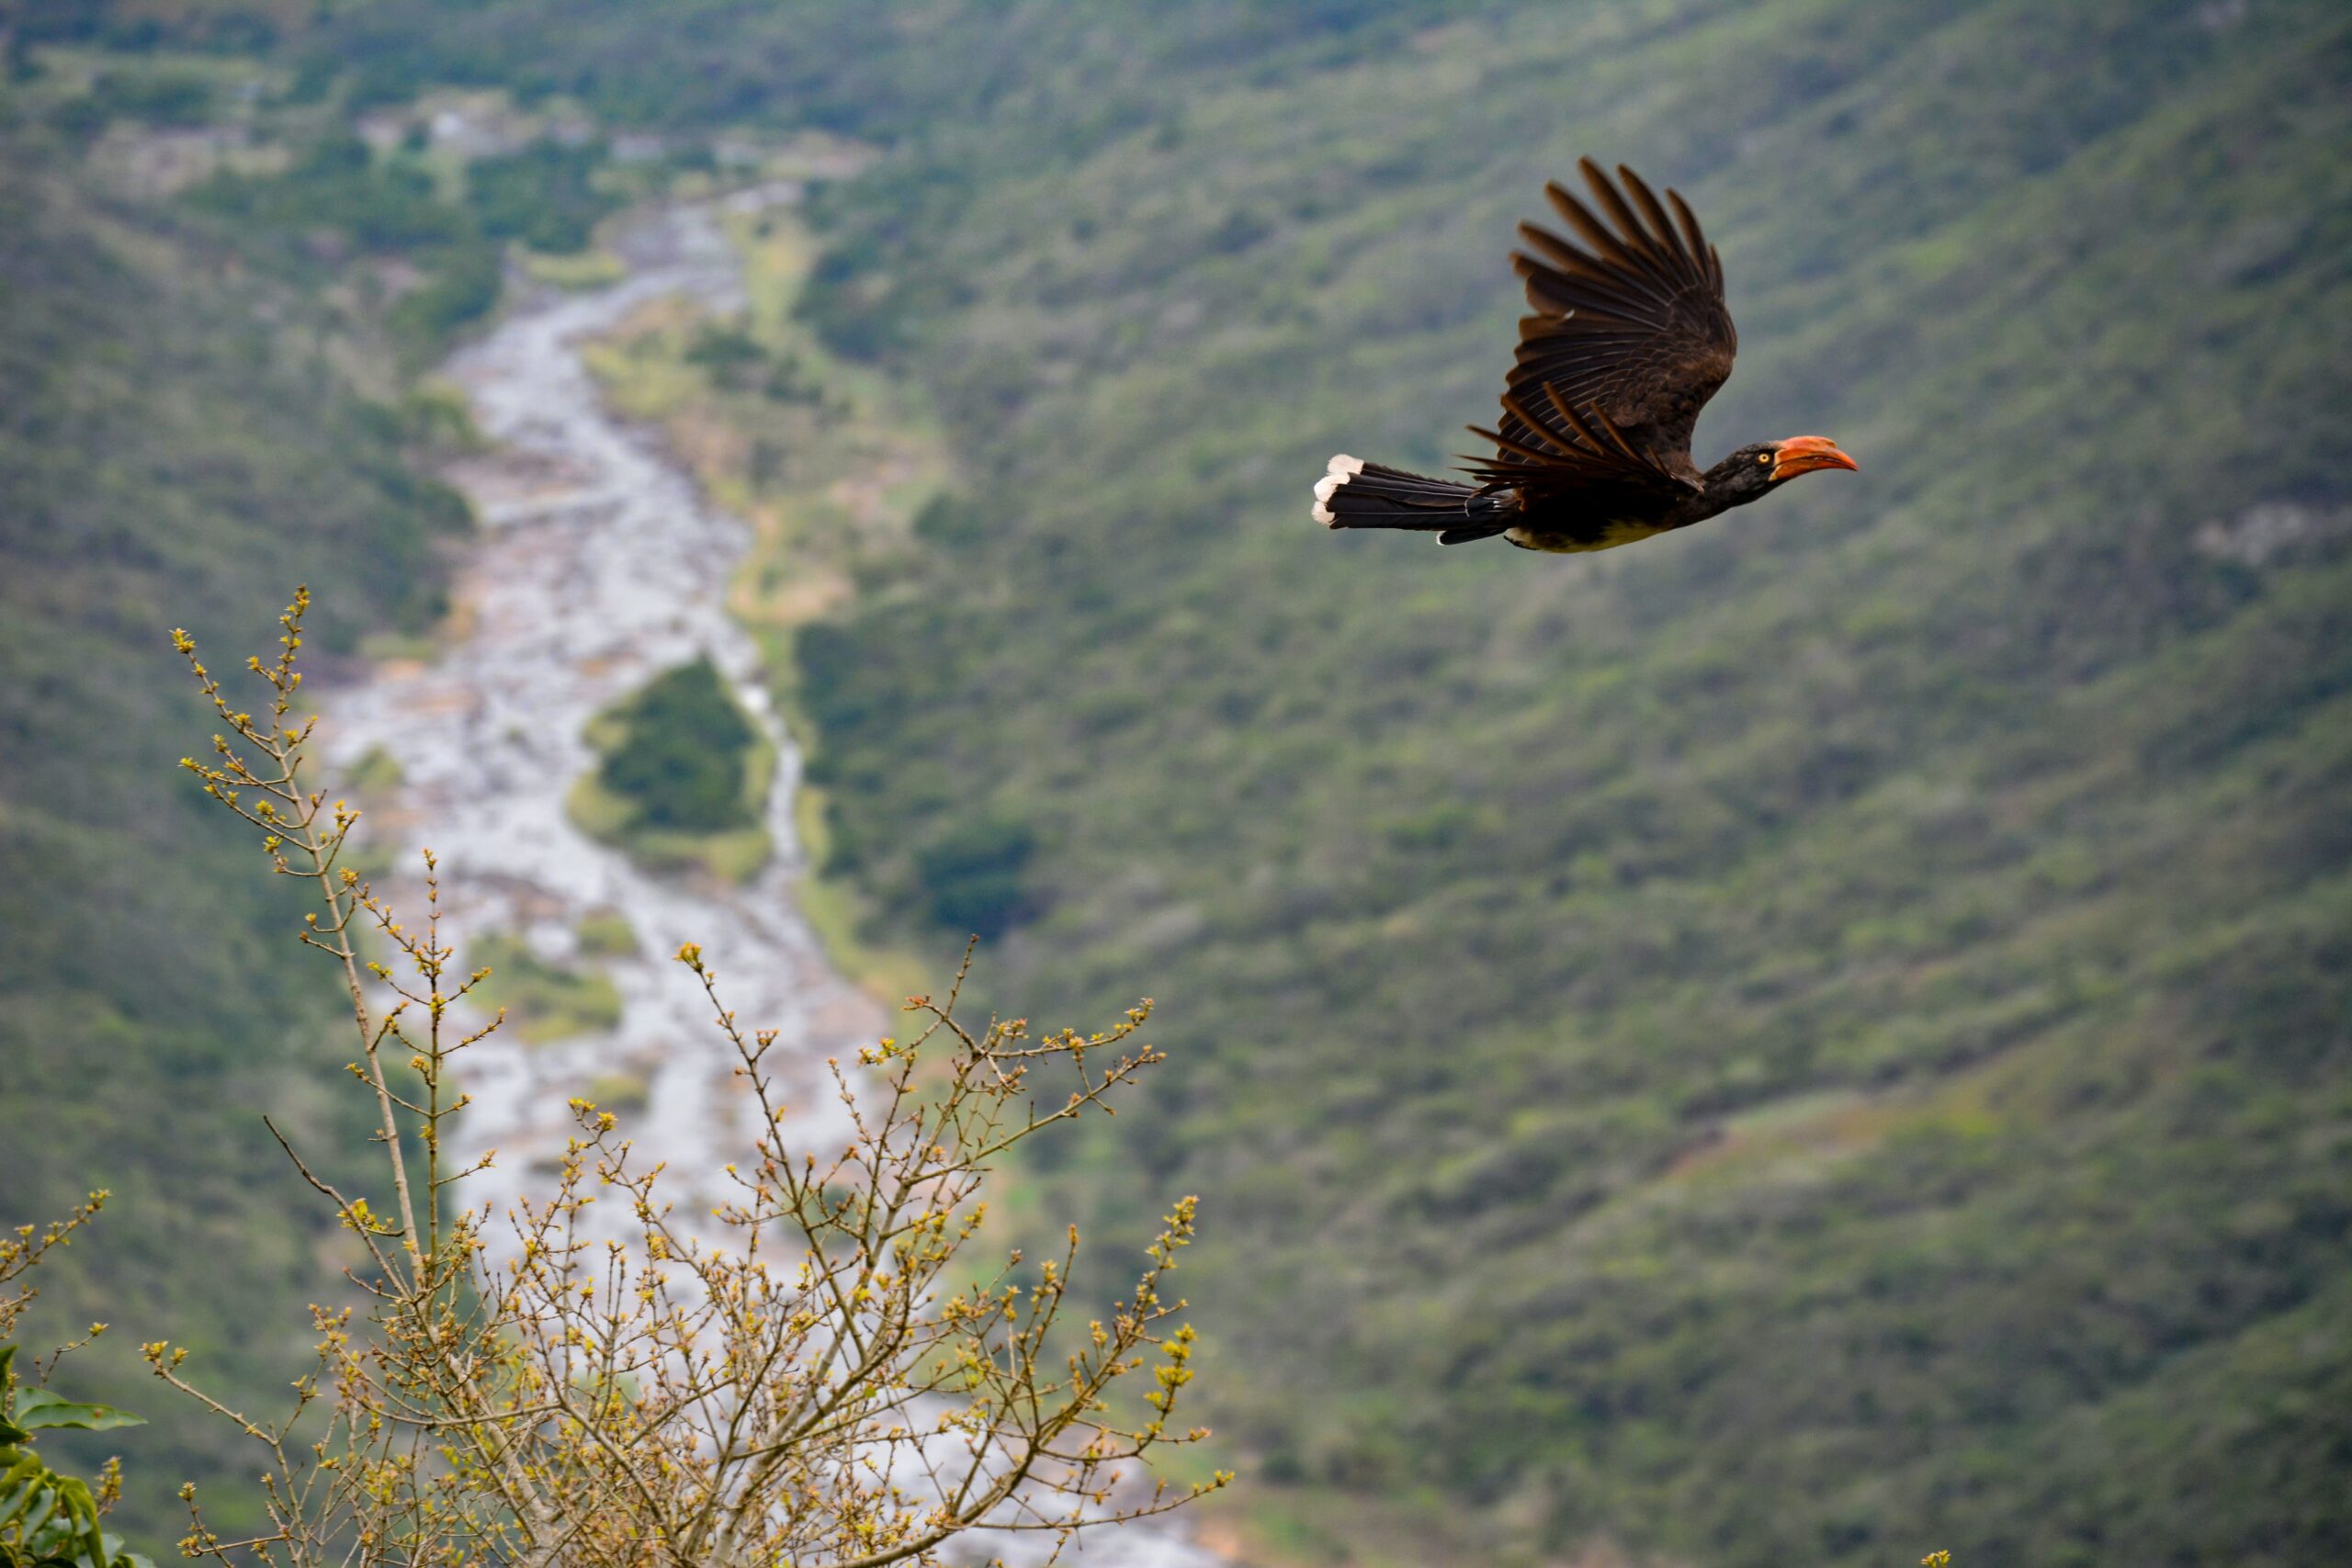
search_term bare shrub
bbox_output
[159,591,1226,1566]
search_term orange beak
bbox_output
[1770,434,1860,481]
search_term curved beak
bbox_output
[1770,434,1860,481]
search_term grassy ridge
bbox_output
[0,83,468,1538]
[771,4,2352,1563]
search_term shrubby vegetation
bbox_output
[1,1197,153,1568]
[142,599,1223,1565]
[464,932,623,1044]
[5,2,2348,1562]
[568,659,775,882]
[0,65,467,1545]
[193,132,469,246]
[7,7,288,58]
[44,68,216,141]
[463,141,616,254]
[189,126,621,364]
[763,4,2352,1564]
[592,659,761,834]
[914,816,1038,942]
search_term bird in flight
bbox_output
[1312,159,1855,552]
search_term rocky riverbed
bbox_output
[327,197,1225,1568]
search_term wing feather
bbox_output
[1482,159,1738,506]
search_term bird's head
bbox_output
[1709,435,1860,508]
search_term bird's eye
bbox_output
[1757,452,1770,465]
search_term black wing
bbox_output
[1465,160,1737,506]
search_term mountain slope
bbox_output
[8,2,2346,1562]
[775,4,2352,1562]
[0,69,465,1538]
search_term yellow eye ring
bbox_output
[1757,452,1770,464]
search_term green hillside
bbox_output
[0,45,470,1539]
[768,4,2352,1564]
[5,1,2347,1562]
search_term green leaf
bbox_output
[15,1476,59,1536]
[2,1449,45,1502]
[16,1473,103,1565]
[2,1445,41,1476]
[10,1392,145,1433]
[103,1530,160,1568]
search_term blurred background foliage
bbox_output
[591,658,762,835]
[0,36,464,1546]
[0,1,2346,1563]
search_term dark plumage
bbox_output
[1311,159,1855,552]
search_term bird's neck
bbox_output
[1667,451,1771,527]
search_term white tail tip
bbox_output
[1311,454,1363,525]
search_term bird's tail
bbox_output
[1311,454,1513,546]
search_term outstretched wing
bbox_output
[1467,160,1737,505]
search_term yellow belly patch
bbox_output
[1504,518,1671,554]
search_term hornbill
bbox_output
[1312,159,1856,552]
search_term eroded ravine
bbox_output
[326,198,1221,1567]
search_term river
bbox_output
[325,197,1225,1568]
